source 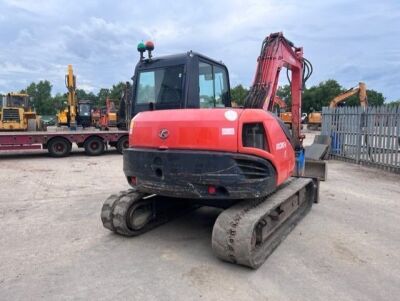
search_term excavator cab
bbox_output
[131,43,231,117]
[77,100,92,128]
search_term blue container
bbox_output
[295,149,305,176]
[331,132,341,154]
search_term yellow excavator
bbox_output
[0,92,43,131]
[57,65,79,129]
[308,82,368,130]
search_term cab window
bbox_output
[214,65,229,107]
[199,61,229,108]
[136,65,184,104]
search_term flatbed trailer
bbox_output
[0,129,128,157]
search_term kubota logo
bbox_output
[276,141,287,150]
[159,129,169,139]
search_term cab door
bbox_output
[197,59,231,108]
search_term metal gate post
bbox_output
[356,107,362,164]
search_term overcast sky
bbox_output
[0,0,399,101]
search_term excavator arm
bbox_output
[329,82,368,108]
[273,95,287,109]
[65,65,77,129]
[244,32,312,149]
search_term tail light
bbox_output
[208,185,217,195]
[129,119,135,135]
[129,176,137,186]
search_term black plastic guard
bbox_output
[123,148,277,202]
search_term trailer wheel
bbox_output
[84,136,105,156]
[116,136,129,154]
[48,137,72,157]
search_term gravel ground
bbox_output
[0,143,399,300]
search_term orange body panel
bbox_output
[308,112,321,124]
[237,109,295,184]
[280,112,292,124]
[131,109,240,152]
[130,108,295,186]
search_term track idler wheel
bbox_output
[112,192,153,236]
[101,190,151,236]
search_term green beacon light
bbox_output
[137,41,146,61]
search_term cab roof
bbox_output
[135,51,226,70]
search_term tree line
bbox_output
[231,79,391,112]
[1,78,395,115]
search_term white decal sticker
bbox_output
[224,110,238,121]
[222,128,235,135]
[276,141,287,150]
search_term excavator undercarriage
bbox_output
[101,177,319,269]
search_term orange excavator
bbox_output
[273,95,292,126]
[99,98,118,130]
[308,82,368,129]
[101,33,324,269]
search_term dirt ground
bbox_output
[1,144,399,300]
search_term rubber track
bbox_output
[101,190,135,232]
[101,189,198,237]
[101,189,143,235]
[212,177,315,269]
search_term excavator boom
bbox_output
[329,82,368,108]
[66,65,77,129]
[244,32,312,149]
[308,82,368,130]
